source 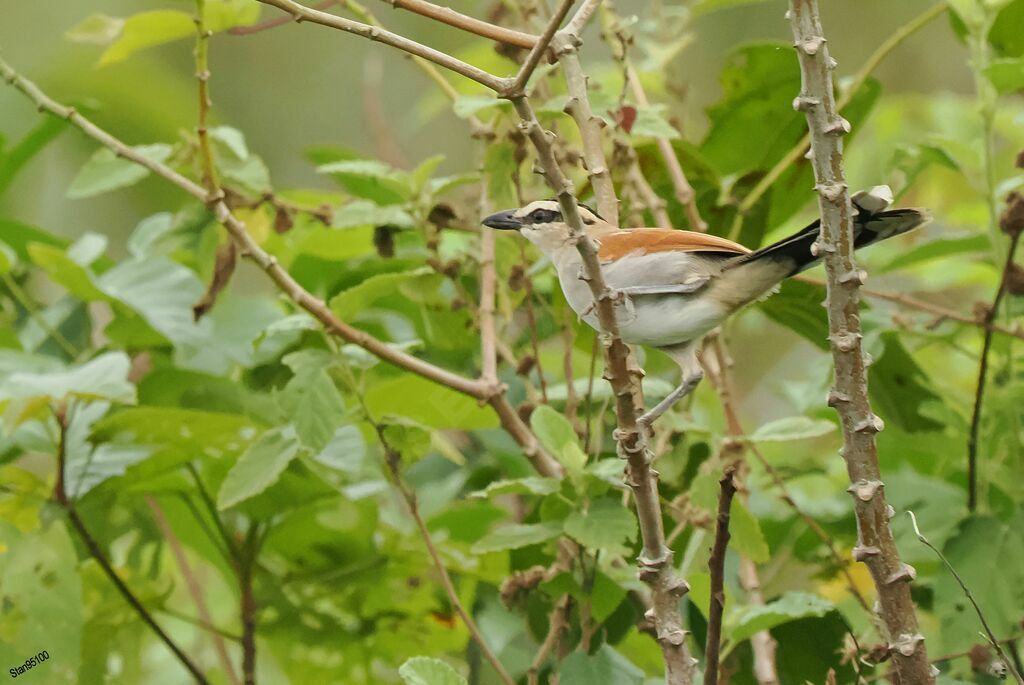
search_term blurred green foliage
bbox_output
[1,0,1023,684]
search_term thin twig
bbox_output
[147,497,242,685]
[554,0,619,224]
[789,3,932,682]
[502,0,577,97]
[372,423,517,685]
[0,58,563,479]
[705,466,738,685]
[625,63,705,232]
[379,0,537,48]
[230,0,337,33]
[52,406,210,685]
[907,512,1024,684]
[796,275,1024,341]
[527,595,572,685]
[967,228,1022,511]
[256,0,506,90]
[239,523,260,685]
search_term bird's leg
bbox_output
[636,367,704,429]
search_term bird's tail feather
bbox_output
[735,207,929,276]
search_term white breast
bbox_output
[552,247,728,348]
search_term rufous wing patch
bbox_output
[595,229,750,261]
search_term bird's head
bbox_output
[482,199,608,253]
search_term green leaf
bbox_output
[701,43,802,177]
[629,105,680,139]
[91,406,262,459]
[67,144,173,199]
[332,200,415,229]
[364,375,498,430]
[63,402,151,497]
[0,522,82,682]
[563,499,637,556]
[470,522,562,553]
[691,0,771,15]
[0,240,16,274]
[381,419,432,464]
[65,14,125,44]
[27,243,107,301]
[529,405,587,475]
[452,94,508,119]
[484,141,519,208]
[747,416,835,442]
[559,645,645,685]
[935,514,1024,653]
[759,279,828,349]
[280,353,346,452]
[398,657,467,685]
[329,267,437,319]
[316,159,411,200]
[0,352,136,404]
[729,499,769,563]
[984,57,1024,92]
[469,477,561,499]
[727,592,833,643]
[204,0,261,32]
[988,0,1024,56]
[217,426,302,509]
[869,333,943,433]
[0,118,68,196]
[98,10,196,66]
[882,233,987,272]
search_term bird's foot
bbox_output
[636,368,704,429]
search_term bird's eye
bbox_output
[528,208,560,224]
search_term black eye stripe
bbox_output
[527,208,561,224]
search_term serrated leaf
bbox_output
[67,144,173,198]
[0,352,135,404]
[727,592,833,643]
[398,657,467,685]
[217,426,302,509]
[747,416,835,442]
[469,477,561,499]
[729,499,769,563]
[559,645,644,685]
[98,10,195,66]
[279,365,346,452]
[316,159,411,199]
[563,499,637,556]
[332,200,415,229]
[470,522,562,553]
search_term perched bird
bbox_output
[483,190,928,426]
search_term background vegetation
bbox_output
[0,0,1022,683]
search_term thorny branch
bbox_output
[704,466,738,685]
[788,2,933,683]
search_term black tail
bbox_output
[736,207,929,276]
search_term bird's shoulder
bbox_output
[593,228,750,261]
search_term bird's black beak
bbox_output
[482,209,522,231]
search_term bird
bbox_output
[482,189,928,427]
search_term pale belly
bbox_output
[559,273,726,348]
